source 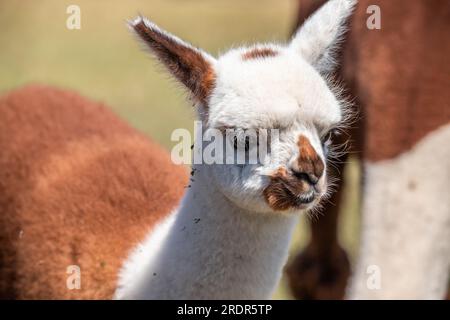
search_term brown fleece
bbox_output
[342,0,450,161]
[133,20,215,106]
[0,85,187,299]
[263,167,312,211]
[264,168,296,211]
[242,48,278,60]
[297,135,324,182]
[287,153,350,300]
[288,0,450,300]
[264,135,324,211]
[291,0,328,33]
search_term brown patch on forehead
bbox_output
[297,135,324,181]
[242,48,278,60]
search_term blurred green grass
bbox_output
[0,0,360,299]
[0,0,297,146]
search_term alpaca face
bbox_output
[131,0,356,213]
[204,48,342,213]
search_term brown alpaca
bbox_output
[0,85,187,299]
[288,0,450,300]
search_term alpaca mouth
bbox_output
[295,190,316,204]
[286,187,318,209]
[263,179,321,211]
[281,180,318,202]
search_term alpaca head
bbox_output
[131,0,356,214]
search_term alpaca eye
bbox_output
[233,136,238,150]
[233,136,251,152]
[244,137,250,151]
[321,129,338,156]
[321,128,338,145]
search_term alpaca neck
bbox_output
[116,165,298,299]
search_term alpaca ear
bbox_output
[130,16,216,105]
[290,0,357,73]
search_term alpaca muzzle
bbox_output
[263,167,322,211]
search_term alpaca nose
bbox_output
[292,135,325,186]
[292,169,319,186]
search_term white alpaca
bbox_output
[115,0,356,299]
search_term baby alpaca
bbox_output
[116,0,356,299]
[0,0,356,299]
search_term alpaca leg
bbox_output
[287,161,350,300]
[347,125,450,299]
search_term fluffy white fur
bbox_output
[347,124,450,299]
[116,0,356,299]
[114,169,299,299]
[290,0,356,73]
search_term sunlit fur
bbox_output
[116,0,356,299]
[203,41,354,214]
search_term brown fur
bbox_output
[292,0,329,32]
[263,167,306,211]
[0,85,187,299]
[342,0,450,161]
[133,20,215,105]
[297,135,324,182]
[287,155,350,299]
[288,0,450,300]
[242,48,278,60]
[264,134,324,211]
